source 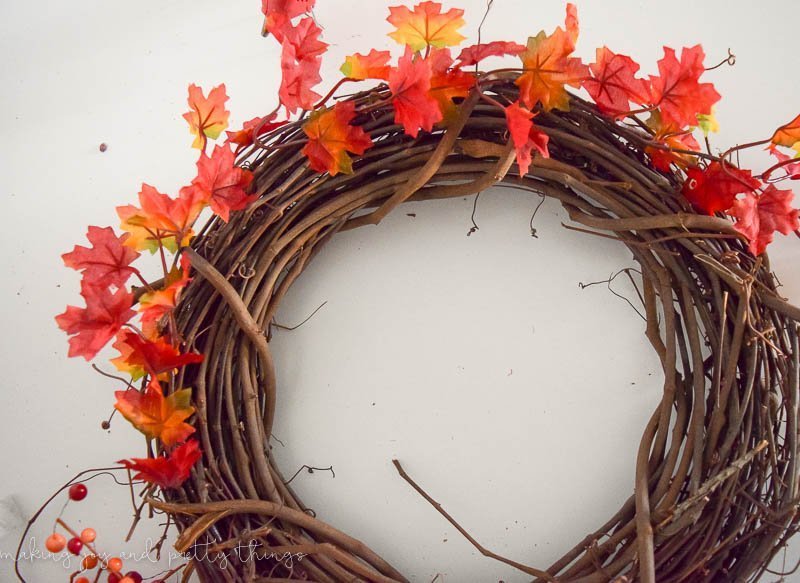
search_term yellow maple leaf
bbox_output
[387,1,465,52]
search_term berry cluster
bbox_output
[42,484,155,583]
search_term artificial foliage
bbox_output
[14,1,800,582]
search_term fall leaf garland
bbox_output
[57,0,800,511]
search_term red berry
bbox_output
[76,578,90,583]
[82,554,99,569]
[80,527,96,543]
[68,483,88,501]
[125,572,143,583]
[118,578,134,583]
[107,574,122,583]
[107,557,123,573]
[67,537,83,555]
[45,533,66,552]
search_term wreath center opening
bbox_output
[268,187,663,581]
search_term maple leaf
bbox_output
[767,145,800,181]
[681,162,761,215]
[388,47,442,137]
[261,0,315,39]
[649,45,720,130]
[644,112,700,172]
[182,84,230,150]
[55,282,135,360]
[564,2,579,47]
[115,379,196,446]
[515,4,588,112]
[505,101,549,176]
[138,255,191,339]
[226,115,287,150]
[279,40,323,114]
[583,47,650,116]
[192,144,256,222]
[771,113,800,149]
[301,101,373,176]
[112,329,203,380]
[62,226,140,289]
[341,49,393,81]
[387,1,466,52]
[118,438,201,489]
[117,184,203,253]
[428,48,474,121]
[697,108,719,136]
[732,186,800,255]
[280,15,327,61]
[456,41,525,67]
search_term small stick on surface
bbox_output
[391,459,556,581]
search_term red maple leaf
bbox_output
[583,47,650,116]
[226,115,287,151]
[681,162,761,215]
[55,282,135,360]
[118,439,201,489]
[456,41,525,67]
[261,0,315,39]
[62,226,141,288]
[113,329,203,378]
[279,40,323,114]
[279,15,327,61]
[732,186,800,256]
[388,47,442,137]
[766,145,800,181]
[505,101,549,176]
[649,45,720,129]
[191,144,256,222]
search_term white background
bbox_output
[1,1,799,582]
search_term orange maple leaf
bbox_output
[114,379,195,446]
[182,84,230,150]
[772,114,800,149]
[387,1,466,52]
[645,120,700,172]
[117,184,204,253]
[515,4,587,112]
[138,255,191,339]
[301,101,373,175]
[428,48,475,121]
[341,49,393,81]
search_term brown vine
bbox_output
[155,81,800,582]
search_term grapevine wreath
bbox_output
[17,1,800,582]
